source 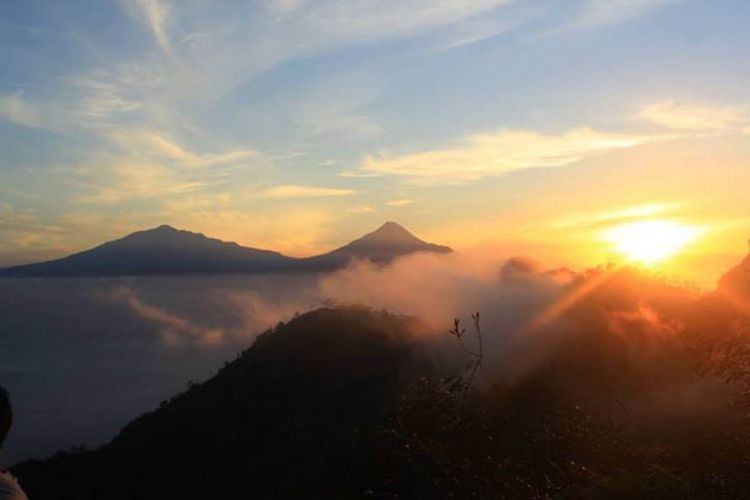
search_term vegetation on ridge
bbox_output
[13,294,750,499]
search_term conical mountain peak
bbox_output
[315,221,451,265]
[152,224,179,232]
[378,221,407,231]
[362,221,422,244]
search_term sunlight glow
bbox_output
[604,220,701,264]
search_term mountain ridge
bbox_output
[0,222,452,277]
[299,220,451,270]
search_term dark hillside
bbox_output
[14,287,750,498]
[12,307,432,499]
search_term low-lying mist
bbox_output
[2,248,749,467]
[322,251,750,439]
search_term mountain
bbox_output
[0,222,452,277]
[0,225,294,277]
[300,221,452,270]
[16,289,750,498]
[12,307,431,499]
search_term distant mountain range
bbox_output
[0,221,451,277]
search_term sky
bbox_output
[0,0,749,286]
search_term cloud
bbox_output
[638,99,748,132]
[287,0,512,44]
[0,203,62,235]
[358,127,656,184]
[551,202,682,230]
[349,205,376,214]
[71,71,148,119]
[263,185,358,198]
[557,0,682,32]
[0,64,161,132]
[110,286,225,347]
[114,0,513,104]
[66,127,259,205]
[338,170,383,179]
[386,199,416,207]
[109,130,257,168]
[129,0,173,56]
[428,3,540,52]
[0,204,71,265]
[316,248,750,426]
[6,249,748,466]
[74,161,206,204]
[33,0,517,132]
[0,202,64,254]
[0,93,44,128]
[106,281,316,348]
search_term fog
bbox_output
[0,274,322,465]
[1,249,749,466]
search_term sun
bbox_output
[604,219,701,265]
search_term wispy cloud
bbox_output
[70,69,150,119]
[67,127,260,205]
[129,0,173,56]
[0,203,61,234]
[428,3,540,52]
[350,205,376,214]
[263,185,358,198]
[0,93,44,128]
[109,130,257,168]
[551,202,683,230]
[638,99,748,132]
[115,0,513,100]
[286,0,512,44]
[110,286,225,347]
[338,170,382,179]
[555,0,682,32]
[386,199,416,207]
[0,65,160,132]
[75,161,206,205]
[359,128,656,184]
[0,203,68,262]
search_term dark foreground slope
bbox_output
[12,307,432,499]
[14,286,750,499]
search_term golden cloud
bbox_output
[263,185,358,198]
[358,127,655,184]
[638,99,747,132]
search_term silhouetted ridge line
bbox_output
[0,222,452,277]
[298,221,451,271]
[12,306,429,498]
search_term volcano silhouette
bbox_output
[0,222,451,277]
